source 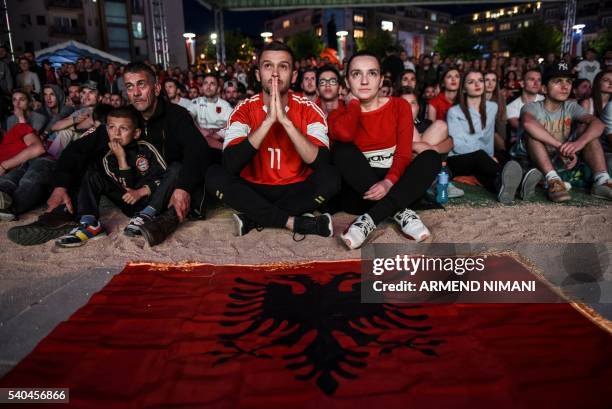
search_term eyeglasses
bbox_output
[318,78,338,86]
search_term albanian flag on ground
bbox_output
[1,259,611,409]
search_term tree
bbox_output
[509,25,562,56]
[434,24,479,59]
[224,31,256,63]
[287,31,324,61]
[590,27,612,57]
[355,29,396,60]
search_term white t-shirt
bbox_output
[188,96,233,137]
[176,97,192,111]
[575,60,601,84]
[506,94,545,119]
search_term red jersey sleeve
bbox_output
[328,99,361,143]
[303,101,329,148]
[385,98,414,185]
[223,100,252,150]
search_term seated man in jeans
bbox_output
[206,41,340,239]
[0,122,50,221]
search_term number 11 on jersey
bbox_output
[268,147,281,170]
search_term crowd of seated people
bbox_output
[0,43,610,250]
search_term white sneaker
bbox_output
[393,209,431,242]
[447,182,465,198]
[341,213,376,250]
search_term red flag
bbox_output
[1,259,610,408]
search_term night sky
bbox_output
[182,1,517,37]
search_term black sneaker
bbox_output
[293,213,333,238]
[496,160,522,205]
[124,212,155,237]
[139,208,180,247]
[232,213,263,236]
[519,168,543,200]
[8,210,79,246]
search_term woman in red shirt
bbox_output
[328,51,440,249]
[427,68,460,122]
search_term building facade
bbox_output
[264,6,451,58]
[458,0,612,56]
[2,0,186,67]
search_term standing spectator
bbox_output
[417,55,437,92]
[0,55,13,95]
[42,61,59,85]
[399,50,415,71]
[575,48,601,85]
[78,57,102,87]
[22,51,45,86]
[16,57,41,94]
[103,63,120,94]
[0,45,18,82]
[62,64,80,89]
[382,47,404,85]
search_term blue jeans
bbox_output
[0,157,55,215]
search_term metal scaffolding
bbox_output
[561,0,577,55]
[149,0,170,68]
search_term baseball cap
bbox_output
[80,80,99,91]
[543,61,575,84]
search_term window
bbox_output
[524,20,531,27]
[315,26,322,36]
[500,23,511,31]
[282,19,290,28]
[381,20,393,31]
[485,11,490,18]
[135,46,141,56]
[430,13,437,22]
[474,26,482,33]
[36,15,46,26]
[354,14,364,24]
[473,13,479,21]
[486,25,495,32]
[353,29,364,38]
[105,2,127,25]
[132,21,145,39]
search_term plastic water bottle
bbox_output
[436,162,449,205]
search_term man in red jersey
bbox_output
[206,41,340,238]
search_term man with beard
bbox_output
[223,80,240,107]
[299,67,318,102]
[206,41,340,239]
[188,73,233,152]
[8,62,212,246]
[66,84,81,109]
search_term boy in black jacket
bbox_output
[56,107,167,247]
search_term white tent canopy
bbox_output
[35,41,130,66]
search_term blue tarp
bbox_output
[35,41,130,67]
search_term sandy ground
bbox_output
[1,203,611,280]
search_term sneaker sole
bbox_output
[56,232,107,248]
[8,223,78,246]
[520,168,543,200]
[232,213,245,237]
[322,213,334,238]
[591,193,612,201]
[497,161,523,205]
[0,212,16,222]
[123,228,142,237]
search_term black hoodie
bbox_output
[52,98,211,193]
